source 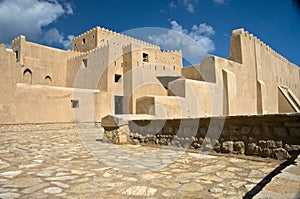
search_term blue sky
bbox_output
[0,0,299,66]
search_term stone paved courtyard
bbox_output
[0,128,290,198]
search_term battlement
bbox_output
[72,26,160,53]
[231,28,298,67]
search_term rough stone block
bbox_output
[230,126,240,135]
[234,141,245,155]
[285,144,300,152]
[241,126,251,135]
[289,128,300,137]
[259,148,273,158]
[258,140,267,148]
[221,141,234,153]
[273,127,288,137]
[251,126,261,135]
[266,140,276,149]
[246,143,256,155]
[273,148,290,160]
[275,141,283,148]
[221,128,229,136]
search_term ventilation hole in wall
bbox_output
[163,66,165,70]
[114,61,117,66]
[155,66,157,71]
[71,99,79,108]
[173,66,175,70]
[82,38,86,44]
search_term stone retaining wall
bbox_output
[102,114,300,160]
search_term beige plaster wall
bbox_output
[14,84,96,124]
[11,36,75,87]
[0,44,17,124]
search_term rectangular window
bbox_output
[15,50,19,62]
[71,99,79,108]
[143,53,149,62]
[83,59,88,67]
[115,74,121,83]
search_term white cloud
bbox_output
[212,0,226,5]
[43,28,74,49]
[148,20,215,64]
[168,0,199,13]
[0,0,73,49]
[168,1,177,8]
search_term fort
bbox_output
[0,26,299,124]
[0,26,300,159]
[0,26,300,198]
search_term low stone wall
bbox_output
[102,114,300,160]
[0,122,98,133]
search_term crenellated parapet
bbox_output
[231,28,297,66]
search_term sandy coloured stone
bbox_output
[4,177,42,188]
[154,179,181,189]
[198,174,223,182]
[44,187,62,194]
[36,170,54,177]
[248,170,265,178]
[162,190,178,197]
[122,186,157,196]
[0,163,11,170]
[198,165,226,173]
[45,176,78,181]
[179,182,203,192]
[0,192,20,199]
[216,171,236,178]
[21,182,50,194]
[51,181,70,188]
[209,187,223,194]
[0,170,22,178]
[69,183,103,193]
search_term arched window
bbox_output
[45,75,52,85]
[23,69,32,84]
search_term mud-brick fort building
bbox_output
[0,26,299,124]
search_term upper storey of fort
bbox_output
[71,26,160,53]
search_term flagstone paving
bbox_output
[0,128,288,198]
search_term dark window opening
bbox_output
[114,96,123,114]
[83,59,87,67]
[143,53,148,62]
[71,99,79,108]
[45,75,52,85]
[15,50,19,62]
[23,68,32,84]
[115,74,121,83]
[82,38,86,44]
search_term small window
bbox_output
[82,38,86,44]
[114,61,117,66]
[143,53,148,62]
[45,75,52,85]
[71,99,79,108]
[163,66,165,70]
[173,66,176,70]
[15,50,19,62]
[115,74,121,83]
[83,59,87,67]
